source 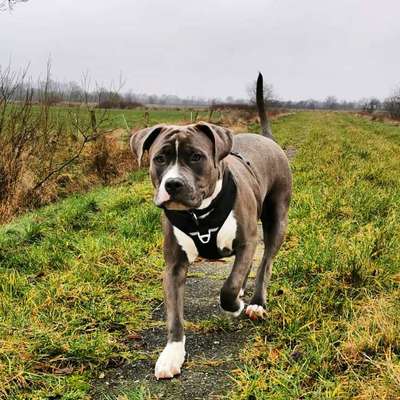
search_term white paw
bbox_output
[221,298,245,317]
[245,304,266,320]
[154,338,186,380]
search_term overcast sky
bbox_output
[1,0,400,101]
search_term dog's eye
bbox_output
[154,155,166,164]
[190,153,202,162]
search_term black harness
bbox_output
[164,169,237,260]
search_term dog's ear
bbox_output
[130,125,164,167]
[195,122,233,165]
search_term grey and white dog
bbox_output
[130,74,292,379]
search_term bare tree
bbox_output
[324,96,339,110]
[247,78,275,107]
[0,0,28,11]
[360,97,381,114]
[384,87,400,119]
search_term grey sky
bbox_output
[1,0,400,101]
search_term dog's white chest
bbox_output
[173,227,198,263]
[216,211,237,252]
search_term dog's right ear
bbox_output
[130,126,164,167]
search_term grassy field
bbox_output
[30,106,222,132]
[0,104,224,223]
[232,112,400,399]
[98,107,222,130]
[0,112,399,399]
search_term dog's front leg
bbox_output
[155,226,188,379]
[220,234,257,317]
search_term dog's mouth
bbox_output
[154,191,203,211]
[161,200,193,211]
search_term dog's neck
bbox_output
[197,179,223,210]
[188,168,234,221]
[196,159,227,210]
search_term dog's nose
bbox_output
[165,178,184,195]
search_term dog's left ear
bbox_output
[130,125,164,167]
[195,122,233,165]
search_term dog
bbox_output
[130,74,292,379]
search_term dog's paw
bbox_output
[154,338,186,380]
[221,298,245,318]
[245,304,266,320]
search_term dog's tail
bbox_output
[256,72,274,140]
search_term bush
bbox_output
[97,92,143,109]
[384,87,400,119]
[0,65,131,223]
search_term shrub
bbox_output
[0,64,125,223]
[97,92,143,109]
[384,87,400,119]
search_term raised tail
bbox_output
[256,72,274,140]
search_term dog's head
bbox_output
[130,122,233,210]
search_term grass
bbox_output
[0,111,399,399]
[0,170,164,399]
[28,105,222,133]
[0,103,224,223]
[231,112,400,399]
[98,107,222,131]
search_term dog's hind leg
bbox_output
[245,190,289,320]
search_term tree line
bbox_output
[2,64,400,118]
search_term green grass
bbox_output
[0,170,163,399]
[97,107,222,131]
[0,111,399,399]
[231,112,400,399]
[27,105,222,133]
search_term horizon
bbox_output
[0,64,392,105]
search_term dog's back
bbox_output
[228,133,291,212]
[230,72,292,203]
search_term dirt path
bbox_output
[92,238,264,399]
[93,148,296,399]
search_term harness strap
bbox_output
[164,169,237,259]
[230,151,258,179]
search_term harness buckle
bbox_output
[189,227,219,244]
